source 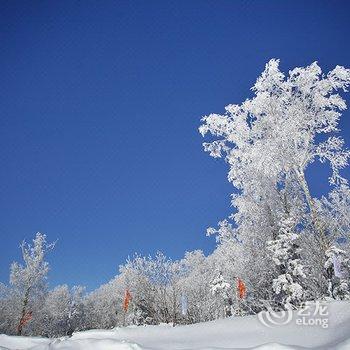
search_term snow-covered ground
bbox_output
[1,301,350,350]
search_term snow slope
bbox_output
[1,301,350,350]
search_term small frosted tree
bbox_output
[325,246,350,300]
[83,276,122,330]
[39,285,85,337]
[120,252,184,325]
[210,272,233,317]
[268,217,306,309]
[0,283,13,334]
[10,232,55,335]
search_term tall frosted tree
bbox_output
[200,59,350,304]
[10,232,55,335]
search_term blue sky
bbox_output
[1,0,350,290]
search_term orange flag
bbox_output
[123,289,132,311]
[237,278,246,299]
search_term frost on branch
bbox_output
[206,219,240,244]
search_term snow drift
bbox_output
[1,301,350,350]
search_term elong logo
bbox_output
[258,301,329,329]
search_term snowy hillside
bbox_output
[1,301,350,350]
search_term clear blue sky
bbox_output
[1,0,350,290]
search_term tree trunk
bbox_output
[17,288,30,336]
[294,167,331,295]
[294,167,329,250]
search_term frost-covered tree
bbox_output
[268,217,306,309]
[316,185,350,245]
[200,60,350,191]
[119,252,185,325]
[36,285,85,337]
[176,250,214,323]
[200,59,350,307]
[0,283,14,334]
[83,274,125,330]
[325,246,350,300]
[210,272,233,317]
[10,232,55,335]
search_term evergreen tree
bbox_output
[325,246,350,300]
[210,272,233,317]
[267,217,306,309]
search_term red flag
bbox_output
[237,278,246,299]
[123,289,132,312]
